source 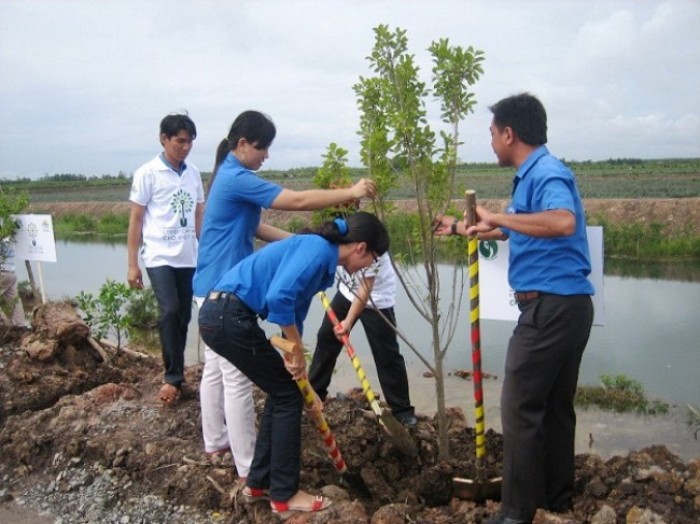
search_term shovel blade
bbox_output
[378,409,418,457]
[452,476,502,502]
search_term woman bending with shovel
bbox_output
[198,212,389,518]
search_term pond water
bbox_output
[16,239,700,461]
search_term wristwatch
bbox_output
[450,219,458,235]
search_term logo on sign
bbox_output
[479,240,499,261]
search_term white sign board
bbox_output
[478,226,604,325]
[11,214,57,263]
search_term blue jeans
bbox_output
[146,265,194,388]
[198,292,303,501]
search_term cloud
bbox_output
[1,0,698,178]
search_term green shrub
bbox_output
[76,279,133,349]
[576,373,670,414]
[125,287,159,329]
[97,213,129,235]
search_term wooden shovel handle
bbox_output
[465,189,476,233]
[269,336,348,473]
[270,335,296,356]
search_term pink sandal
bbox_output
[270,495,331,518]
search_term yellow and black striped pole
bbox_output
[318,292,382,413]
[318,291,418,458]
[466,189,486,482]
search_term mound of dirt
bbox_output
[1,303,699,523]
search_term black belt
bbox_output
[514,291,544,303]
[206,291,257,315]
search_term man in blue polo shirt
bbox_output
[435,93,594,523]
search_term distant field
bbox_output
[4,158,699,202]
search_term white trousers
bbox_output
[195,297,256,478]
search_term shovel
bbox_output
[318,292,418,458]
[269,335,347,474]
[452,189,502,501]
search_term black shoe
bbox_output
[394,413,418,428]
[485,513,529,524]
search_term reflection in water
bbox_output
[57,234,126,246]
[605,257,700,282]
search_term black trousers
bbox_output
[308,292,414,417]
[146,265,195,388]
[500,293,593,522]
[198,293,303,501]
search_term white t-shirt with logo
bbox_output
[338,252,396,310]
[129,155,204,268]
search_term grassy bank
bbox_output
[48,207,700,261]
[12,157,699,259]
[53,212,130,238]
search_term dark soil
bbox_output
[0,305,699,524]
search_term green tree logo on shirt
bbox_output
[171,190,194,227]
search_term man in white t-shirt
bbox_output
[309,252,416,426]
[127,113,205,405]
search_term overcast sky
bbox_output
[1,0,698,179]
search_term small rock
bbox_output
[371,502,410,524]
[625,505,666,523]
[590,504,616,524]
[587,480,608,498]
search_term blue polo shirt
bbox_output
[502,146,594,296]
[193,153,283,297]
[212,234,338,334]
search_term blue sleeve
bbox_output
[226,171,283,209]
[532,158,576,213]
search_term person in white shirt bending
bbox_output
[309,252,416,427]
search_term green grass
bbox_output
[4,157,699,201]
[576,374,670,415]
[587,218,700,259]
[53,212,130,237]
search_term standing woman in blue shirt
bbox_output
[198,212,388,518]
[193,110,376,480]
